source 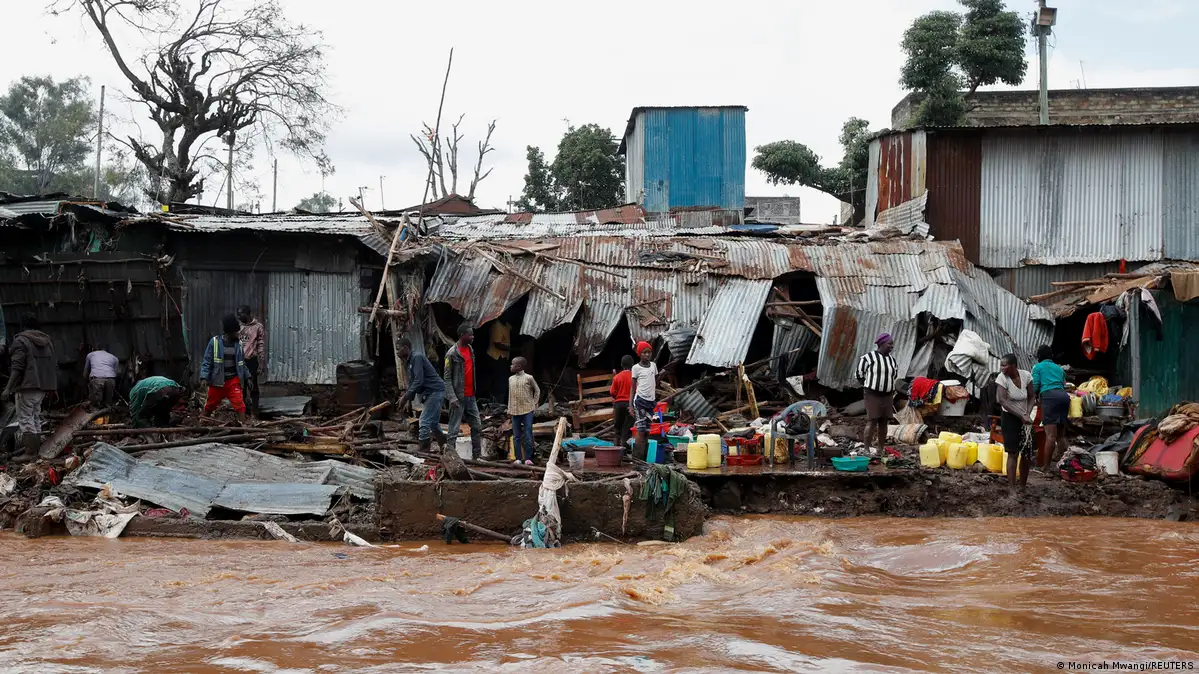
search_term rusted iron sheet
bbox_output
[815,281,920,390]
[425,252,535,326]
[926,132,982,263]
[39,406,104,459]
[575,266,631,364]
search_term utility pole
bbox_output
[225,130,236,210]
[1036,2,1058,125]
[271,158,278,212]
[379,175,386,209]
[93,85,105,199]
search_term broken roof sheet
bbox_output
[139,444,375,500]
[66,443,346,517]
[1032,261,1199,317]
[414,235,1050,382]
[433,205,744,240]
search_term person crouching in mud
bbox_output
[629,341,659,461]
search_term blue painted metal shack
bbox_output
[620,106,747,215]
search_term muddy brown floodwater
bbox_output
[2,517,1198,673]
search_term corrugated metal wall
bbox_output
[992,262,1122,298]
[625,118,646,205]
[980,129,1165,268]
[1136,292,1199,417]
[639,107,746,213]
[874,127,1199,270]
[925,133,982,263]
[1162,129,1199,260]
[183,269,360,385]
[182,270,269,381]
[267,271,363,385]
[0,255,188,385]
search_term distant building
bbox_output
[865,122,1199,297]
[745,196,801,225]
[619,106,747,217]
[892,86,1199,129]
[394,194,504,217]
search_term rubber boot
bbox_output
[11,434,38,463]
[419,437,432,454]
[471,435,482,461]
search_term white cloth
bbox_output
[630,362,658,401]
[945,330,993,395]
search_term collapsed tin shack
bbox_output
[379,204,1055,404]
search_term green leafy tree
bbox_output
[751,117,879,224]
[517,124,623,212]
[516,146,559,211]
[900,0,1027,127]
[0,75,94,194]
[296,191,337,213]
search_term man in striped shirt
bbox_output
[856,333,899,451]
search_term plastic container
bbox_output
[831,456,870,472]
[981,444,1004,473]
[567,451,586,471]
[699,433,723,469]
[726,454,765,467]
[1096,450,1120,476]
[686,443,709,470]
[938,432,963,444]
[455,437,473,460]
[962,441,979,466]
[594,446,623,468]
[938,441,950,465]
[646,439,661,464]
[1069,395,1084,419]
[940,398,968,417]
[947,443,970,469]
[920,442,943,468]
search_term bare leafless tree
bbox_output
[51,0,339,204]
[409,114,496,201]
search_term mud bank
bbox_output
[691,468,1194,519]
[16,509,376,541]
[375,473,707,542]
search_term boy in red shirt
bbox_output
[610,355,635,450]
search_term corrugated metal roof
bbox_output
[687,279,771,367]
[423,236,1050,388]
[435,206,741,241]
[140,444,375,499]
[875,190,930,237]
[67,443,344,517]
[770,319,818,376]
[1162,128,1199,260]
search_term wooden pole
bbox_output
[436,513,510,542]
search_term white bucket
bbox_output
[455,437,473,460]
[567,451,586,471]
[939,397,968,417]
[1096,450,1120,476]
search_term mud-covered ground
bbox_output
[694,468,1195,520]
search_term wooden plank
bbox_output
[264,442,350,456]
[578,374,613,384]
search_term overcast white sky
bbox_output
[4,0,1198,222]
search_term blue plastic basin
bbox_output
[831,456,870,472]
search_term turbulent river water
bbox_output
[2,516,1197,673]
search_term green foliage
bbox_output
[900,11,963,92]
[518,124,624,212]
[0,75,94,194]
[296,191,338,213]
[516,146,559,212]
[752,118,882,224]
[957,0,1028,93]
[899,0,1027,127]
